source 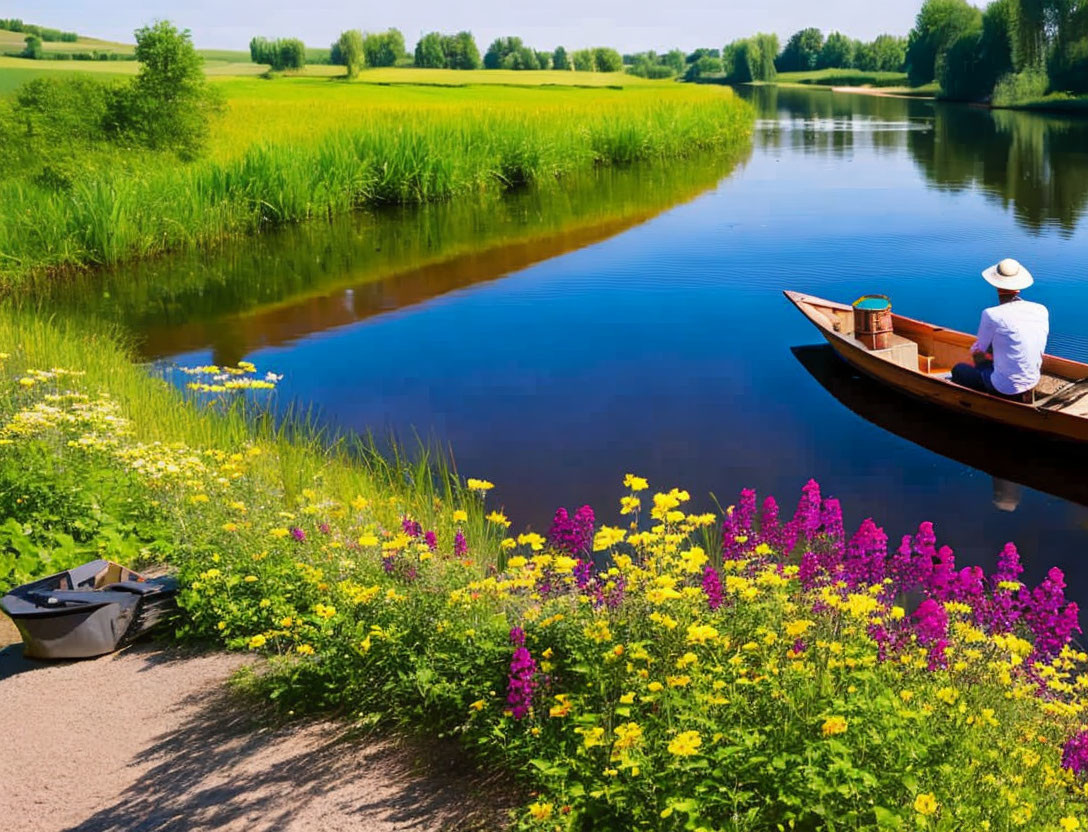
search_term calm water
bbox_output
[68,87,1088,600]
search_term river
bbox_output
[61,85,1088,601]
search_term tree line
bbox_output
[0,19,78,42]
[906,0,1088,102]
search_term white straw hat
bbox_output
[982,258,1033,290]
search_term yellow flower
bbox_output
[467,478,494,492]
[350,495,369,511]
[549,694,572,717]
[675,652,698,669]
[623,473,649,491]
[470,699,486,712]
[647,681,664,693]
[785,620,813,638]
[667,730,702,757]
[1060,817,1081,831]
[821,716,848,737]
[620,495,641,515]
[613,722,643,750]
[247,634,267,649]
[452,509,468,523]
[913,793,938,816]
[244,575,258,583]
[527,802,553,820]
[579,726,606,748]
[666,675,691,688]
[270,527,289,539]
[358,533,379,547]
[486,511,510,527]
[686,623,719,644]
[619,692,636,704]
[296,644,315,655]
[593,526,626,551]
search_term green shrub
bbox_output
[992,69,1051,106]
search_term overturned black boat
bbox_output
[1,560,178,659]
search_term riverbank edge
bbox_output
[0,89,755,291]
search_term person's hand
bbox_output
[972,350,991,366]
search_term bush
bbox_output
[992,69,1050,106]
[552,46,570,70]
[21,34,42,59]
[111,21,224,159]
[571,48,595,72]
[249,36,306,71]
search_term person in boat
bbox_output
[950,258,1049,400]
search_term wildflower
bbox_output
[247,634,266,649]
[702,565,723,610]
[821,716,847,737]
[454,529,468,556]
[667,730,702,757]
[452,509,468,523]
[270,528,289,539]
[350,495,368,511]
[549,694,572,717]
[296,644,314,655]
[289,526,306,542]
[486,511,510,527]
[243,575,258,583]
[913,793,938,816]
[467,478,494,492]
[593,525,626,551]
[470,699,486,712]
[1060,817,1081,831]
[579,726,606,748]
[623,474,649,491]
[620,495,641,515]
[1062,731,1088,776]
[614,722,643,750]
[527,802,553,821]
[548,505,595,555]
[686,623,719,644]
[506,631,537,719]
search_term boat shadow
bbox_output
[793,344,1088,509]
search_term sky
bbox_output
[10,0,924,53]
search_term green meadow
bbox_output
[0,64,753,286]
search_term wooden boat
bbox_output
[785,291,1088,443]
[1,560,177,659]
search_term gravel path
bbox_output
[0,620,511,831]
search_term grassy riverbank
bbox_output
[2,309,1088,828]
[0,72,752,286]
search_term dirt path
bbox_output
[0,626,511,831]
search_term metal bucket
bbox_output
[853,294,893,350]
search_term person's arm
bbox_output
[971,309,995,363]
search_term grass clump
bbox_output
[1,308,1088,828]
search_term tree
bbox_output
[571,48,595,71]
[117,21,222,159]
[663,49,686,75]
[552,45,570,70]
[363,29,405,67]
[484,36,523,69]
[594,47,623,72]
[446,32,480,69]
[535,50,552,70]
[939,0,1015,100]
[684,55,723,80]
[752,33,779,80]
[864,34,908,71]
[819,31,856,68]
[336,29,364,77]
[278,39,305,70]
[905,0,983,85]
[414,32,446,68]
[778,28,824,71]
[21,34,42,59]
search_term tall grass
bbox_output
[0,78,753,285]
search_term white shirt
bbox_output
[970,299,1049,394]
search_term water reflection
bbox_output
[741,86,1088,234]
[792,344,1088,509]
[43,154,748,364]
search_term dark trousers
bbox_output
[951,361,1022,400]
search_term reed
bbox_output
[0,76,753,286]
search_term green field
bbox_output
[768,68,938,96]
[0,65,752,284]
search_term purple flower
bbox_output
[424,530,437,551]
[290,527,306,542]
[454,530,468,557]
[573,559,593,589]
[1063,731,1088,776]
[506,630,537,720]
[401,516,422,538]
[702,565,723,610]
[548,505,595,556]
[913,598,949,670]
[319,522,331,535]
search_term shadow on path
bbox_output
[65,681,515,831]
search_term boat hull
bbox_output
[785,290,1088,444]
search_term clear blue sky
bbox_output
[8,0,924,53]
